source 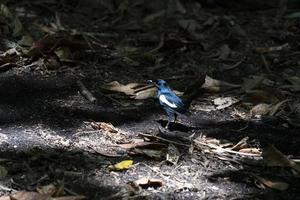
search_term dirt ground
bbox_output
[0,1,300,199]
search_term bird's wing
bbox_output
[159,92,186,114]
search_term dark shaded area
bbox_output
[0,0,300,199]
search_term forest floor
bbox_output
[0,1,300,199]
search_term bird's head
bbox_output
[147,79,169,91]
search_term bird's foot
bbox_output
[165,121,170,129]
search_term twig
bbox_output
[194,139,261,157]
[255,43,289,54]
[64,186,82,196]
[139,133,190,147]
[222,59,245,71]
[86,146,123,157]
[77,80,97,103]
[0,184,16,192]
[96,90,125,106]
[276,0,288,22]
[261,54,271,73]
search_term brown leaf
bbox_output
[36,184,57,196]
[131,148,165,159]
[242,75,265,91]
[101,81,164,100]
[101,81,143,96]
[0,165,7,178]
[52,196,86,200]
[91,122,118,133]
[239,148,261,154]
[0,196,10,200]
[231,137,249,151]
[262,145,300,174]
[118,142,167,149]
[201,75,240,92]
[27,38,86,58]
[133,177,164,189]
[250,103,271,116]
[42,55,61,70]
[269,99,290,116]
[213,97,240,110]
[133,87,157,100]
[166,143,180,165]
[244,90,278,104]
[11,191,50,200]
[253,175,289,191]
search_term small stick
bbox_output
[194,139,261,157]
[77,80,97,103]
[255,43,289,54]
[0,184,16,192]
[261,54,271,73]
[139,133,190,147]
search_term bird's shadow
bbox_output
[156,119,192,132]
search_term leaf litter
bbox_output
[0,0,299,199]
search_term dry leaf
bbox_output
[109,160,134,171]
[132,148,165,159]
[118,142,167,149]
[36,184,57,196]
[0,196,10,200]
[262,145,300,174]
[91,122,118,133]
[133,87,157,100]
[231,137,249,151]
[269,99,290,116]
[166,143,180,165]
[102,81,183,100]
[55,47,71,62]
[52,196,86,200]
[244,90,278,104]
[13,16,23,37]
[242,76,265,91]
[201,75,240,92]
[143,10,165,23]
[18,35,33,47]
[239,148,261,154]
[253,175,289,191]
[0,165,7,178]
[250,103,271,116]
[282,76,300,92]
[213,97,240,110]
[101,81,156,99]
[11,191,50,200]
[133,177,164,189]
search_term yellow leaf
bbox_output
[110,160,133,171]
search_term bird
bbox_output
[148,79,189,128]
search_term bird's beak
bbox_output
[147,80,158,87]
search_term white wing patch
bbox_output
[159,95,177,108]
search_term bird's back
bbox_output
[158,88,187,115]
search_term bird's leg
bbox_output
[173,113,177,124]
[164,109,173,129]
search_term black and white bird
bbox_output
[149,79,189,128]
